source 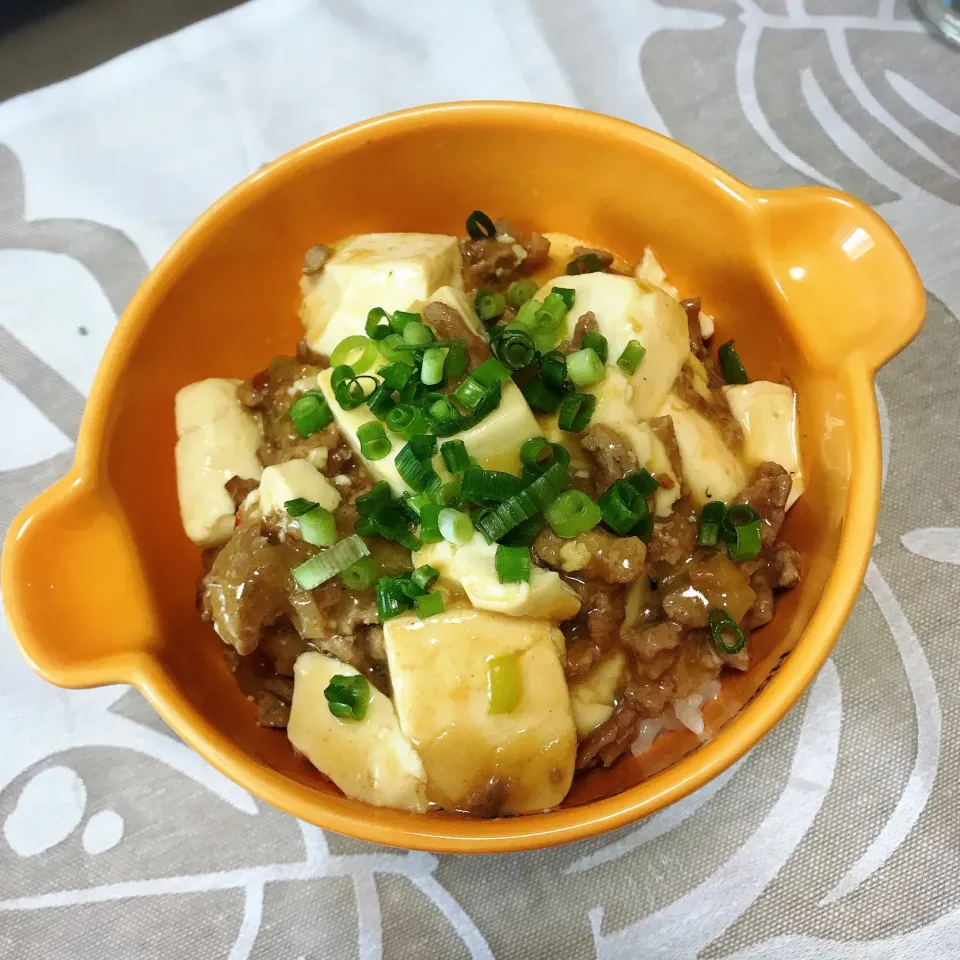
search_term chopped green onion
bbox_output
[411,564,440,591]
[558,392,597,432]
[696,500,726,547]
[551,286,576,310]
[438,507,474,545]
[366,383,395,420]
[453,375,488,410]
[289,391,333,437]
[506,279,539,308]
[378,333,411,363]
[391,310,420,334]
[727,517,763,562]
[499,515,545,547]
[708,608,746,654]
[366,307,392,340]
[513,299,541,329]
[495,544,531,583]
[544,489,602,538]
[539,351,568,393]
[475,289,506,322]
[284,498,319,518]
[340,555,379,590]
[423,393,459,427]
[476,461,569,542]
[402,321,434,347]
[490,328,537,371]
[519,437,571,476]
[297,506,337,546]
[598,480,648,535]
[356,481,392,517]
[330,335,378,373]
[385,403,428,441]
[418,503,443,543]
[357,420,391,461]
[421,347,446,386]
[376,574,416,621]
[537,292,569,330]
[472,357,511,388]
[461,465,523,505]
[441,439,470,475]
[718,340,749,384]
[566,252,605,275]
[581,331,608,363]
[523,377,564,414]
[324,674,371,721]
[466,209,497,240]
[720,504,760,542]
[487,654,522,714]
[380,362,414,390]
[440,479,463,505]
[566,347,605,387]
[395,440,440,494]
[625,468,660,497]
[634,512,654,543]
[444,342,470,380]
[617,340,647,377]
[292,535,370,590]
[398,376,425,406]
[414,591,446,619]
[332,366,377,411]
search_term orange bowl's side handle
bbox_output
[1,473,157,688]
[756,187,926,371]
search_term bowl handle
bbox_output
[1,472,156,688]
[756,187,926,371]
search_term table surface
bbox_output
[1,1,958,958]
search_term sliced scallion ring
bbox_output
[330,335,378,373]
[718,340,749,384]
[708,608,746,654]
[465,209,497,240]
[292,535,370,590]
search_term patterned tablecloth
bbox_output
[1,1,958,957]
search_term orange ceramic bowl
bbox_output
[1,103,924,852]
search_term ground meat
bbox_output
[649,416,684,489]
[422,300,491,369]
[256,692,291,728]
[200,518,314,656]
[621,621,684,661]
[264,676,295,701]
[260,625,310,676]
[744,569,775,629]
[681,297,708,359]
[734,462,792,546]
[225,475,259,508]
[302,244,332,276]
[534,528,646,584]
[459,228,550,292]
[237,369,271,409]
[460,776,512,818]
[561,312,600,354]
[296,338,327,365]
[580,424,637,490]
[769,540,801,587]
[563,584,625,681]
[647,507,697,567]
[570,245,615,271]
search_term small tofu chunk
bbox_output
[300,233,462,355]
[633,246,679,299]
[257,459,342,525]
[535,272,688,420]
[384,609,576,814]
[174,378,263,547]
[723,382,803,509]
[657,392,747,507]
[570,651,626,737]
[414,537,580,621]
[287,652,429,813]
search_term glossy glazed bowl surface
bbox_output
[1,103,924,852]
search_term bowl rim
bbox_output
[2,101,921,852]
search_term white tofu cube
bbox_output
[657,391,747,507]
[257,458,342,521]
[724,381,804,509]
[288,652,429,813]
[413,537,580,621]
[383,609,576,814]
[535,272,689,420]
[300,233,462,355]
[174,378,263,547]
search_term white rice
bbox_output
[630,678,722,757]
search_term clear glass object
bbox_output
[914,0,960,46]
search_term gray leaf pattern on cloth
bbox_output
[2,1,960,957]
